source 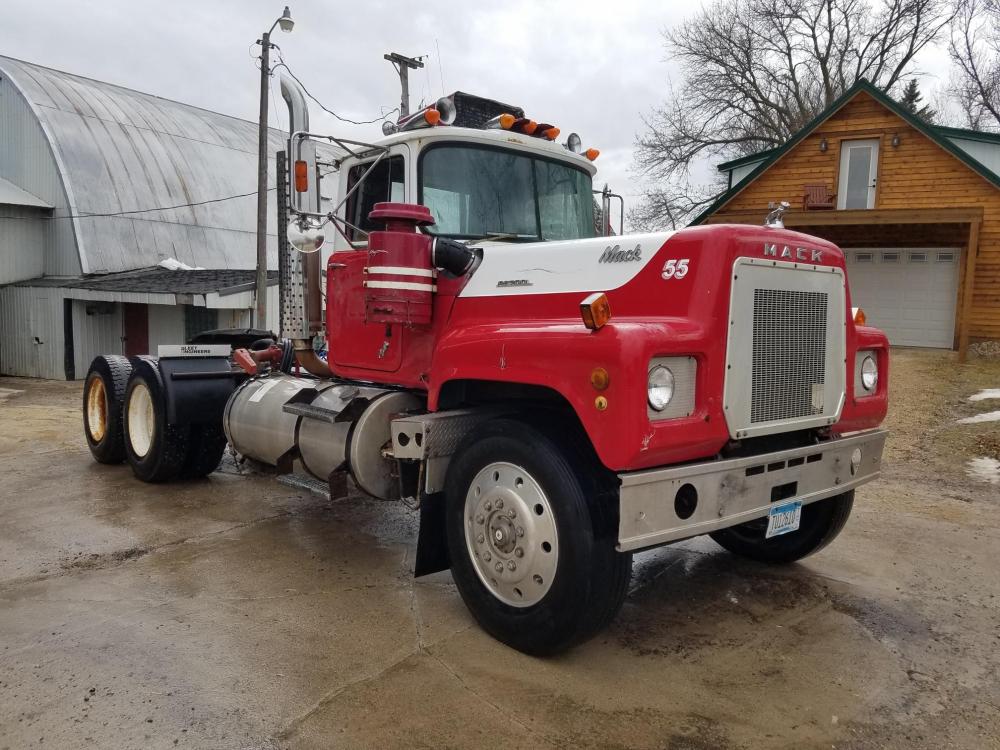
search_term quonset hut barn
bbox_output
[0,55,321,379]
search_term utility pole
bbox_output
[255,7,295,331]
[384,52,424,118]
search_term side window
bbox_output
[345,156,405,242]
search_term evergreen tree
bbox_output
[899,79,937,122]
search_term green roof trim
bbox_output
[716,148,780,172]
[936,124,1000,146]
[690,79,1000,226]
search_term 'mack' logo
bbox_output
[764,243,823,262]
[599,244,642,263]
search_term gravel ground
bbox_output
[0,348,998,750]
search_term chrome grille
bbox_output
[750,289,828,424]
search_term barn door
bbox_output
[30,296,51,377]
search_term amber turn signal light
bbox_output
[424,108,442,126]
[590,367,610,390]
[294,160,309,193]
[580,292,611,330]
[853,307,867,326]
[585,148,600,161]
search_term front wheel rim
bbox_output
[126,382,155,458]
[85,376,108,442]
[464,461,559,608]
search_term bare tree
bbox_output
[949,0,1000,129]
[632,0,953,229]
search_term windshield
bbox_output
[420,145,595,241]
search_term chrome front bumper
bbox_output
[617,430,888,552]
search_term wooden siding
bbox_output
[710,92,1000,341]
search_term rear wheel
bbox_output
[445,418,632,655]
[123,358,188,483]
[83,355,133,464]
[709,491,855,564]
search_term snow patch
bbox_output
[957,410,1000,425]
[966,457,1000,485]
[969,389,1000,402]
[158,257,204,271]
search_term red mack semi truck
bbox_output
[81,78,889,654]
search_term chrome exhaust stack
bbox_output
[279,73,323,347]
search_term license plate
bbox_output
[766,501,802,538]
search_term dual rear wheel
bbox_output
[83,355,226,482]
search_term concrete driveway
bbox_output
[1,349,998,749]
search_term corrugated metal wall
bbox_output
[0,286,66,378]
[0,205,46,283]
[147,305,185,352]
[0,71,80,277]
[71,299,122,377]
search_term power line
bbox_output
[0,188,273,221]
[272,54,398,125]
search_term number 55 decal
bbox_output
[662,258,690,280]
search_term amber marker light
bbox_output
[853,307,867,326]
[580,292,611,331]
[590,367,610,390]
[499,113,515,129]
[544,127,560,140]
[585,148,600,161]
[294,160,308,192]
[522,120,538,134]
[424,108,442,126]
[595,395,608,411]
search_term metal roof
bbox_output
[14,268,278,294]
[0,175,51,208]
[0,55,343,275]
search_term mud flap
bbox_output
[414,492,450,577]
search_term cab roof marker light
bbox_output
[585,148,600,161]
[543,127,560,141]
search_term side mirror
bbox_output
[287,219,325,254]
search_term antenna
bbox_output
[384,52,425,118]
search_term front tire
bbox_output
[123,358,189,483]
[83,355,133,464]
[709,491,855,564]
[444,418,632,655]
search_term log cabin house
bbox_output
[693,79,1000,358]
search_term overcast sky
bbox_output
[1,0,955,222]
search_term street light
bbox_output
[255,6,294,331]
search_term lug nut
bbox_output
[495,498,504,509]
[514,547,524,558]
[476,514,484,525]
[507,509,516,518]
[485,501,493,511]
[516,527,524,537]
[483,551,491,562]
[495,562,503,573]
[477,534,485,544]
[507,560,516,571]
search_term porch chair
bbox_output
[802,184,836,210]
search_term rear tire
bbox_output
[444,417,632,655]
[83,355,133,464]
[123,358,188,483]
[709,491,855,564]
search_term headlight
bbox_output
[861,355,878,391]
[647,365,675,411]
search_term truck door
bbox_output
[328,147,408,372]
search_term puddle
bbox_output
[958,410,1000,425]
[966,457,1000,485]
[969,389,1000,402]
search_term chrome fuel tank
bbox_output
[223,375,319,467]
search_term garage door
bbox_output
[844,248,960,348]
